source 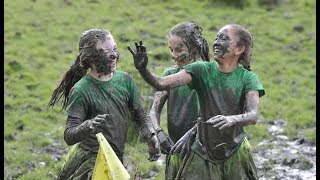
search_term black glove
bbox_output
[127,40,148,71]
[157,129,174,154]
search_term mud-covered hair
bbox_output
[168,22,210,62]
[47,29,110,110]
[229,24,253,71]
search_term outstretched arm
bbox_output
[127,41,192,90]
[205,90,260,130]
[150,90,174,154]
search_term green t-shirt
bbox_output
[183,61,265,163]
[161,66,200,143]
[66,70,143,157]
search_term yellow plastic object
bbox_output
[92,133,130,180]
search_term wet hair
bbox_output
[47,29,111,110]
[228,24,253,71]
[168,22,210,62]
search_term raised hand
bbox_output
[127,40,148,71]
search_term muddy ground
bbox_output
[252,120,316,180]
[45,119,316,179]
[137,119,317,179]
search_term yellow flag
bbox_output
[92,133,130,180]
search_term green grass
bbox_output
[4,0,316,179]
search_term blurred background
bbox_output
[4,0,316,179]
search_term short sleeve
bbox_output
[126,74,144,110]
[65,87,88,119]
[245,73,265,97]
[183,61,204,89]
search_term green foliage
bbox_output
[4,0,315,179]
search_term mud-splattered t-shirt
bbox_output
[183,61,265,163]
[66,71,143,157]
[161,66,200,143]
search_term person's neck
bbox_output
[216,59,238,73]
[89,70,113,81]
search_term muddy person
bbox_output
[128,24,265,179]
[48,29,161,179]
[147,22,210,178]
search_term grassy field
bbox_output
[4,0,316,179]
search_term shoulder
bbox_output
[72,75,91,91]
[114,70,132,78]
[162,65,180,75]
[184,61,214,73]
[238,67,260,80]
[113,70,135,82]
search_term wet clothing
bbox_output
[166,61,265,179]
[161,65,201,179]
[184,61,265,163]
[167,137,258,180]
[161,66,200,143]
[57,145,97,180]
[58,70,152,179]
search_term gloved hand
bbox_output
[86,114,110,134]
[146,134,161,162]
[127,40,148,71]
[64,114,110,145]
[170,125,197,157]
[156,129,174,154]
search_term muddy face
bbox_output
[213,28,234,60]
[168,35,193,67]
[94,35,119,74]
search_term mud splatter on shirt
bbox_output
[66,70,144,157]
[161,66,200,143]
[183,61,265,163]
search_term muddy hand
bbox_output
[147,134,161,161]
[170,125,197,156]
[127,40,148,71]
[205,115,236,130]
[88,114,110,133]
[157,129,174,154]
